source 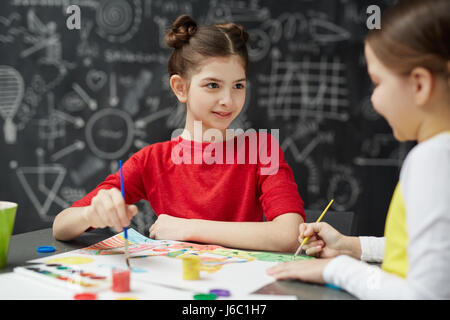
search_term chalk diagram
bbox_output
[354,133,408,168]
[54,69,171,173]
[0,3,169,224]
[206,5,351,63]
[11,148,68,222]
[21,9,75,77]
[0,65,24,144]
[8,68,173,222]
[281,121,360,212]
[258,49,349,122]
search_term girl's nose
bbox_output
[219,90,233,107]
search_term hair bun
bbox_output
[165,15,198,49]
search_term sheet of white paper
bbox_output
[129,256,277,295]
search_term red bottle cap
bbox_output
[73,292,97,300]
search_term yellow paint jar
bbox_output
[182,256,200,280]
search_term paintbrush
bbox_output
[119,160,130,268]
[293,199,334,260]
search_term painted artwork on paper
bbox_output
[73,229,312,273]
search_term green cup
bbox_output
[0,201,17,269]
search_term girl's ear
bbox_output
[170,74,188,103]
[409,67,433,109]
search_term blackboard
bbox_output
[1,0,413,237]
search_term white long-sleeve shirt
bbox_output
[323,132,450,299]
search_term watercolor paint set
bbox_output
[14,263,111,292]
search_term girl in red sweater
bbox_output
[53,15,305,253]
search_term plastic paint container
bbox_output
[112,268,131,292]
[182,256,200,280]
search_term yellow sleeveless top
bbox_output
[382,183,409,278]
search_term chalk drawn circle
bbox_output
[327,173,359,211]
[97,0,132,35]
[96,0,142,43]
[85,108,134,160]
[247,29,271,62]
[62,91,86,112]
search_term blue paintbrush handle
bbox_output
[119,160,128,240]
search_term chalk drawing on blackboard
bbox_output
[72,83,98,111]
[60,186,87,204]
[123,70,152,115]
[258,50,349,121]
[277,12,308,41]
[0,65,24,144]
[109,71,119,107]
[165,102,187,129]
[15,148,68,221]
[51,140,86,162]
[0,13,22,44]
[52,110,85,129]
[86,69,108,92]
[282,133,334,164]
[152,15,169,48]
[247,28,271,62]
[77,21,99,67]
[14,75,47,132]
[37,93,66,151]
[135,107,173,129]
[281,133,334,195]
[21,10,74,75]
[85,107,135,160]
[309,17,351,44]
[96,0,142,43]
[145,96,161,112]
[20,10,57,58]
[70,155,106,186]
[62,91,87,113]
[354,134,402,167]
[205,2,270,24]
[327,170,360,211]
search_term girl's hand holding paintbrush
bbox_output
[82,188,138,233]
[298,222,361,259]
[267,222,363,283]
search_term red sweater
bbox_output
[72,132,305,222]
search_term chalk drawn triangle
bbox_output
[16,165,66,220]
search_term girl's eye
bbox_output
[207,83,219,89]
[234,83,245,89]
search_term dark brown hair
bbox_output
[165,15,249,78]
[365,0,450,82]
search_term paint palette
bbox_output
[14,263,111,292]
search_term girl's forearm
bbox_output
[52,207,91,241]
[185,214,303,253]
